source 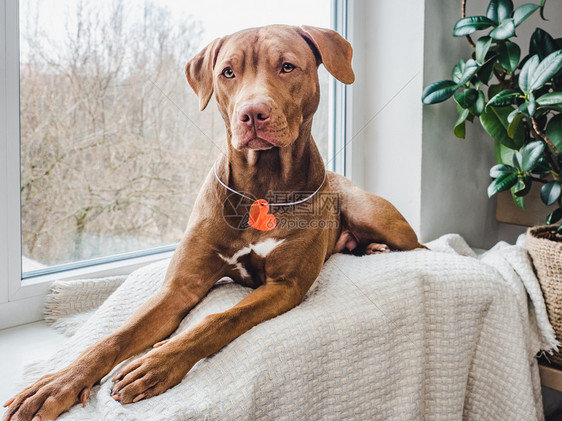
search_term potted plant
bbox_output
[421,0,562,364]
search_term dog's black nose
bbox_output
[238,102,271,126]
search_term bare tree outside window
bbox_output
[19,0,330,270]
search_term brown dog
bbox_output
[4,25,421,421]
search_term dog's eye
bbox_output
[281,63,295,73]
[222,68,235,79]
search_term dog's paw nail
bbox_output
[111,372,123,382]
[3,397,14,407]
[133,393,146,403]
[112,393,120,401]
[80,387,90,407]
[153,340,167,348]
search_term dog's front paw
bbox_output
[110,341,193,404]
[3,366,92,421]
[365,242,390,254]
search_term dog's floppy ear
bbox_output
[185,37,225,111]
[297,26,354,84]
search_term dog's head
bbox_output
[185,25,354,151]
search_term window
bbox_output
[1,0,351,328]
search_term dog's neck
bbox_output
[218,121,325,200]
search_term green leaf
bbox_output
[488,172,518,197]
[454,89,479,108]
[513,4,540,26]
[486,0,514,24]
[452,60,465,83]
[530,28,558,60]
[546,114,562,153]
[497,106,526,147]
[507,107,521,123]
[486,89,520,109]
[481,106,520,148]
[537,92,562,106]
[547,207,562,225]
[539,0,547,21]
[528,99,537,116]
[422,80,459,104]
[454,122,466,139]
[518,102,531,117]
[488,84,503,99]
[477,56,498,84]
[519,55,540,93]
[494,138,516,164]
[454,108,470,139]
[534,156,552,174]
[475,37,493,64]
[490,163,516,177]
[490,18,516,40]
[507,112,523,138]
[459,59,480,85]
[512,189,525,209]
[512,151,523,169]
[453,16,496,37]
[529,50,562,92]
[541,105,562,113]
[469,90,486,116]
[498,41,521,72]
[511,175,531,209]
[513,175,532,197]
[541,181,562,205]
[519,140,545,171]
[512,180,526,194]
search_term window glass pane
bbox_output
[20,0,331,272]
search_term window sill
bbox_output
[0,321,68,403]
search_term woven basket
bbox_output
[527,225,562,366]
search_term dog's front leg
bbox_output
[4,240,224,421]
[4,290,194,421]
[111,279,309,403]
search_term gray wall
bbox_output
[421,0,500,248]
[356,0,561,248]
[421,0,562,248]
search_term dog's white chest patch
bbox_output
[218,238,285,279]
[251,238,285,257]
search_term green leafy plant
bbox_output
[422,0,562,232]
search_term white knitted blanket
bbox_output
[23,234,557,420]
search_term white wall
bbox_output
[355,0,425,236]
[356,0,562,248]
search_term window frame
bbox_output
[0,0,355,329]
